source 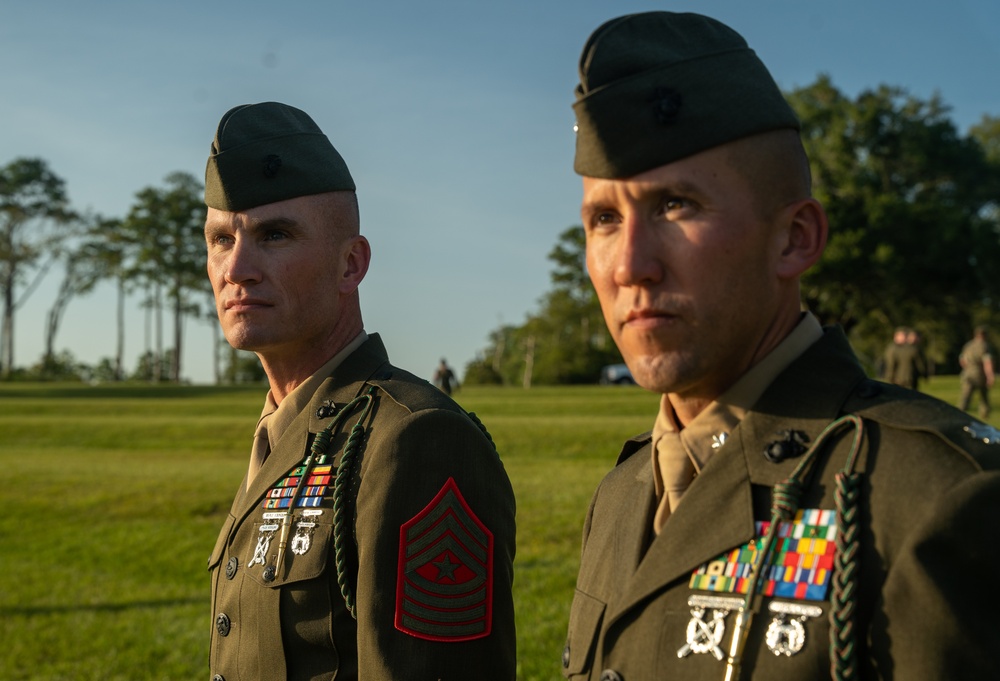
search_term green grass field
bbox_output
[0,377,989,680]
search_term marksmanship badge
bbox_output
[765,601,823,656]
[248,523,279,568]
[677,595,742,660]
[290,510,322,556]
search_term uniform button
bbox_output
[262,565,276,582]
[225,556,238,580]
[212,676,225,681]
[215,613,231,637]
[562,644,571,668]
[600,670,623,681]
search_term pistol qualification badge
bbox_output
[765,601,823,656]
[291,509,323,556]
[677,595,742,660]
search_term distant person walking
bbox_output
[434,358,459,395]
[959,326,995,418]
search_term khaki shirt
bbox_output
[651,314,822,532]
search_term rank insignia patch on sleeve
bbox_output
[395,477,494,641]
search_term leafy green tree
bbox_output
[467,227,621,385]
[970,114,1000,165]
[221,345,267,384]
[788,76,1000,368]
[124,172,209,382]
[29,349,86,382]
[131,349,173,382]
[0,158,77,377]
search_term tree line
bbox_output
[465,76,1000,386]
[4,76,999,386]
[0,164,234,382]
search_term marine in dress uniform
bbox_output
[561,12,1000,681]
[202,102,516,681]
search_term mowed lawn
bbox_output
[0,377,987,680]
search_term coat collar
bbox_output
[231,334,391,521]
[606,326,867,624]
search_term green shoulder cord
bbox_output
[464,410,497,452]
[723,414,864,681]
[272,390,376,592]
[322,391,497,620]
[268,387,377,617]
[328,387,377,619]
[830,418,864,681]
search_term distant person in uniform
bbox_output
[959,325,995,418]
[560,12,1000,681]
[905,327,928,388]
[879,326,906,383]
[885,326,925,391]
[434,358,459,395]
[202,102,515,681]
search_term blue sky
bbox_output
[2,0,997,384]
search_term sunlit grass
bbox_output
[0,378,984,680]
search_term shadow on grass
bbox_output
[1,597,204,616]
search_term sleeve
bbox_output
[875,471,1000,678]
[353,406,517,680]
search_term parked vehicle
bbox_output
[600,363,635,385]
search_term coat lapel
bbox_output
[605,327,868,626]
[607,431,754,624]
[229,334,392,525]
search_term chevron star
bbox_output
[432,553,460,582]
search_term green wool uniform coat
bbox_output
[208,336,516,681]
[563,328,1000,681]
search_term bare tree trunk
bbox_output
[43,270,75,372]
[173,297,183,382]
[1,280,13,378]
[522,335,535,389]
[154,283,162,383]
[493,332,505,374]
[115,277,125,381]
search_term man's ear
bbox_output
[775,197,827,280]
[339,235,371,294]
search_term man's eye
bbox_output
[263,231,287,242]
[662,197,690,213]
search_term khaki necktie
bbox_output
[653,431,696,534]
[247,415,271,486]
